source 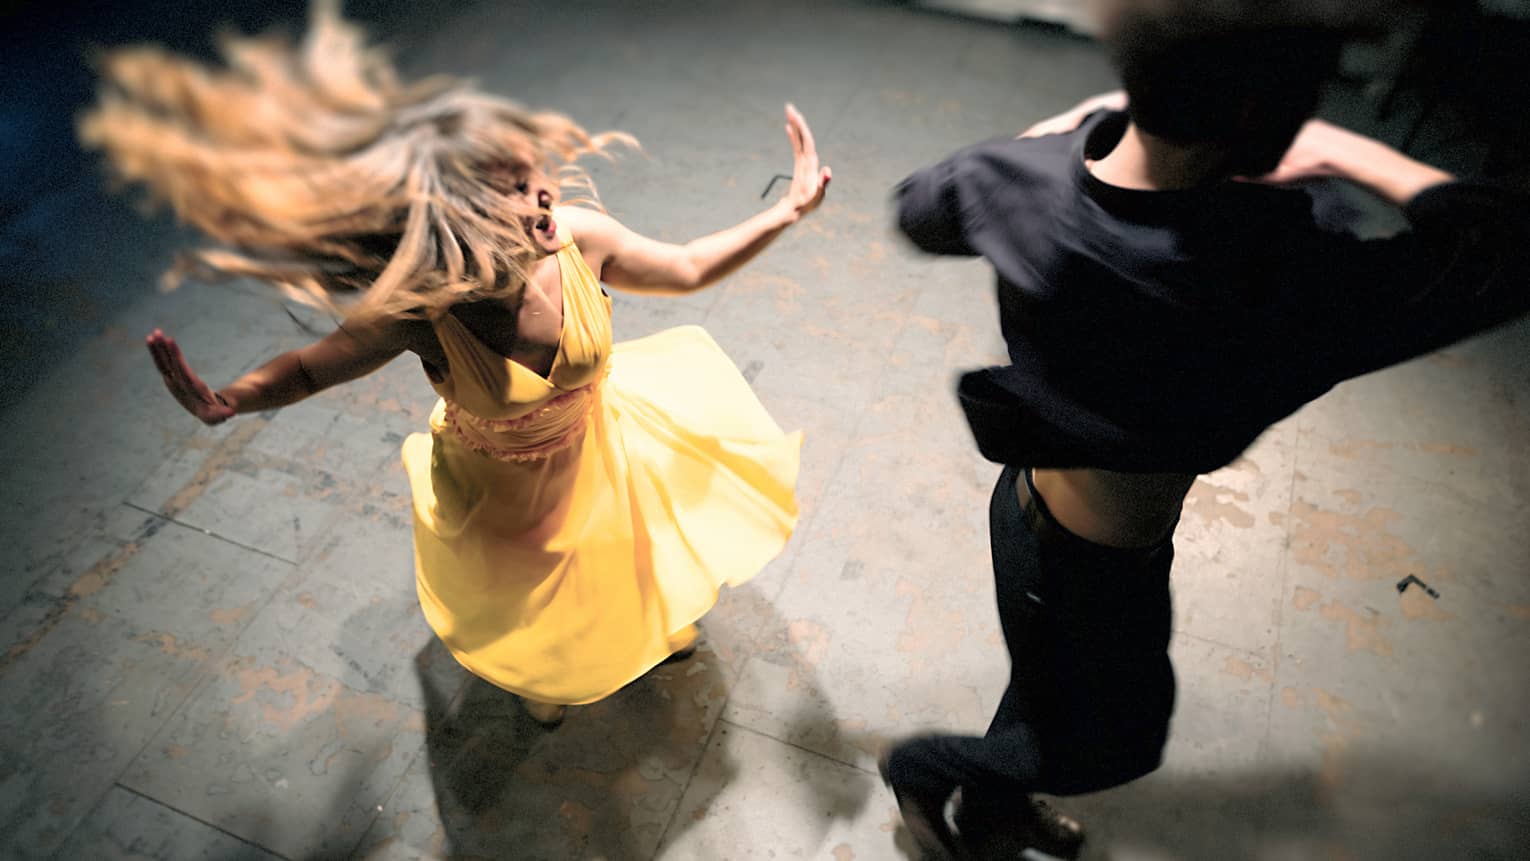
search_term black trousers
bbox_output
[887,465,1176,799]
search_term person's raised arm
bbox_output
[1252,120,1530,376]
[564,104,831,296]
[1253,119,1454,206]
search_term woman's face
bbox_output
[507,161,560,255]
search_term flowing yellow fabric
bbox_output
[401,228,801,705]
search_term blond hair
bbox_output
[79,0,632,321]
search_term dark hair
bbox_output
[1101,2,1397,173]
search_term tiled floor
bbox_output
[2,1,1527,859]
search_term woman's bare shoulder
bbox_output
[556,205,623,252]
[334,312,438,358]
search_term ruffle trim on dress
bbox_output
[444,382,598,462]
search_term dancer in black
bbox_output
[883,2,1530,857]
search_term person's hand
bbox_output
[1243,118,1455,205]
[1242,119,1354,186]
[1019,90,1126,139]
[146,329,236,425]
[780,104,831,218]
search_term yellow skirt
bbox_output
[401,325,801,704]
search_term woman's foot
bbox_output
[661,624,700,665]
[522,698,567,728]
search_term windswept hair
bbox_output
[79,0,634,321]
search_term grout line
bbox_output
[1171,629,1270,661]
[650,702,732,859]
[718,717,879,777]
[60,667,243,856]
[1255,433,1303,769]
[339,737,432,861]
[122,503,298,567]
[112,782,294,860]
[104,509,314,842]
[56,777,127,859]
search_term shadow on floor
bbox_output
[1048,755,1530,860]
[396,588,859,861]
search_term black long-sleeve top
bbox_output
[895,110,1530,474]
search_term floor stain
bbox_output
[1398,587,1454,622]
[1285,499,1420,582]
[1329,439,1480,460]
[210,605,253,625]
[1185,481,1256,530]
[895,578,969,678]
[1,519,165,675]
[786,618,831,691]
[1312,687,1362,795]
[1291,598,1394,657]
[1222,654,1273,683]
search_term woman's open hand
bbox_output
[780,104,831,219]
[146,329,236,425]
[1019,90,1127,139]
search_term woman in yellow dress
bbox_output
[85,3,829,725]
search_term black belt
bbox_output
[1014,467,1054,540]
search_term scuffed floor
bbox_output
[1,1,1527,858]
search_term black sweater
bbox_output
[895,111,1530,473]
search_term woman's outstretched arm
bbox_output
[564,104,831,295]
[147,319,410,425]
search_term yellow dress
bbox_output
[400,229,801,705]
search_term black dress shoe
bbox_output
[954,791,1085,860]
[1024,798,1085,859]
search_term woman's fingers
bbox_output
[785,113,803,160]
[786,106,819,186]
[147,337,175,380]
[787,104,816,158]
[165,338,204,396]
[164,336,216,404]
[147,329,229,424]
[777,104,829,212]
[160,341,193,395]
[152,343,191,397]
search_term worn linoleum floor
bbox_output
[1,1,1527,858]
